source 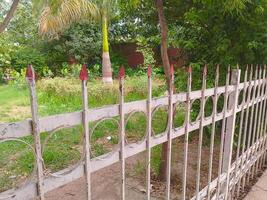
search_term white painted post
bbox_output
[207,65,219,200]
[119,66,126,200]
[26,65,45,200]
[195,65,207,200]
[182,66,192,200]
[216,66,231,200]
[234,66,248,198]
[166,65,174,200]
[146,66,152,200]
[222,68,241,200]
[80,64,91,200]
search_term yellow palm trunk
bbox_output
[102,15,109,53]
[101,14,112,83]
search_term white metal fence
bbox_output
[0,64,267,200]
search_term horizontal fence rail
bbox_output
[0,64,267,200]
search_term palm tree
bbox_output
[35,0,130,83]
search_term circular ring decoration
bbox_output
[42,125,84,178]
[216,93,225,114]
[237,88,245,109]
[0,138,36,195]
[125,110,147,145]
[89,117,120,160]
[204,96,214,119]
[173,101,186,129]
[151,104,168,138]
[190,98,201,125]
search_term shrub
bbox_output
[37,75,165,115]
[10,47,46,76]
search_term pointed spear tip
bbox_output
[119,65,125,79]
[79,64,88,81]
[26,64,35,81]
[147,65,152,77]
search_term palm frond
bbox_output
[38,0,99,39]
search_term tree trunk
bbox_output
[155,0,171,181]
[102,14,113,84]
[0,0,20,33]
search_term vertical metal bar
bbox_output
[263,102,267,167]
[259,65,267,169]
[250,66,261,179]
[224,67,241,200]
[240,66,254,192]
[236,66,250,197]
[232,66,248,198]
[80,64,91,200]
[182,66,192,200]
[256,66,266,171]
[257,66,266,172]
[26,65,45,200]
[146,66,152,200]
[207,65,219,200]
[245,65,258,185]
[261,65,267,168]
[166,65,174,200]
[253,66,264,176]
[119,66,126,200]
[216,66,230,200]
[195,65,207,199]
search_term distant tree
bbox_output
[0,0,20,33]
[35,0,139,83]
[152,0,267,180]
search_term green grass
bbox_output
[0,85,30,122]
[0,75,188,192]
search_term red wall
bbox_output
[112,42,186,68]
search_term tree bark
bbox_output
[0,0,20,33]
[102,13,113,84]
[155,0,171,181]
[155,0,171,88]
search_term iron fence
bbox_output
[0,64,267,200]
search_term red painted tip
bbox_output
[26,64,35,81]
[79,64,88,81]
[170,64,174,76]
[119,66,125,79]
[188,66,192,73]
[147,66,152,77]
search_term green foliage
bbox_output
[136,36,156,67]
[62,22,102,64]
[11,47,46,75]
[166,0,267,66]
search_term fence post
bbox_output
[119,66,126,200]
[166,65,174,200]
[195,65,207,200]
[80,64,91,200]
[146,66,152,200]
[222,68,241,199]
[182,66,192,200]
[26,65,45,200]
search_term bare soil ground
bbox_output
[44,135,221,200]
